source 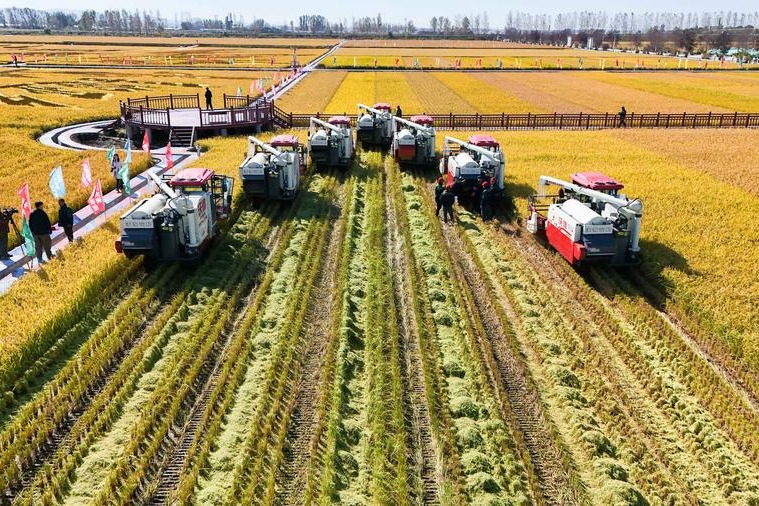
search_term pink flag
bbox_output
[142,131,150,153]
[165,143,173,169]
[17,182,32,218]
[81,158,93,187]
[249,81,256,95]
[88,180,105,215]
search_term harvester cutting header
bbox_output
[239,135,306,202]
[527,172,643,266]
[308,116,355,171]
[357,103,394,148]
[392,115,436,167]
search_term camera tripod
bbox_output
[1,215,23,259]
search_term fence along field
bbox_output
[1,41,759,504]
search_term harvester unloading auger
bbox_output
[439,134,505,205]
[239,135,306,202]
[308,116,355,171]
[527,172,643,266]
[357,103,394,148]
[391,115,436,167]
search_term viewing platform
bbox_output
[119,94,288,146]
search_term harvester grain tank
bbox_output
[526,171,643,266]
[239,135,306,202]
[308,116,355,170]
[440,135,505,204]
[116,168,234,262]
[392,115,436,167]
[357,103,394,148]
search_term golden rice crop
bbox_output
[322,71,424,114]
[432,72,535,113]
[276,71,348,112]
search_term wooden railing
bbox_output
[279,111,759,130]
[127,94,200,110]
[120,95,274,129]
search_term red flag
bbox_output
[446,168,453,187]
[88,180,105,215]
[165,143,173,169]
[142,131,150,153]
[81,158,93,187]
[17,182,31,218]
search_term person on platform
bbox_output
[58,199,74,243]
[205,87,213,109]
[29,201,54,263]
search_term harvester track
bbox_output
[443,225,583,506]
[146,220,285,505]
[276,176,347,505]
[8,267,185,503]
[385,167,440,505]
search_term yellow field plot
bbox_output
[454,129,759,368]
[476,72,725,113]
[276,71,347,112]
[608,129,759,197]
[343,39,533,48]
[0,35,337,48]
[403,72,478,114]
[322,72,423,114]
[584,72,759,111]
[432,73,537,113]
[0,42,322,67]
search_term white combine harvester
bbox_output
[308,116,355,171]
[392,115,436,167]
[526,172,643,266]
[440,135,505,204]
[239,135,306,202]
[116,168,234,262]
[357,103,394,148]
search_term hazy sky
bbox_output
[2,0,755,25]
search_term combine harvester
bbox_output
[239,135,306,202]
[357,103,393,149]
[526,172,643,266]
[308,116,355,171]
[391,115,436,167]
[116,168,234,262]
[439,134,505,204]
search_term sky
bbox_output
[2,0,756,26]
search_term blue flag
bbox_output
[107,146,115,164]
[49,165,66,199]
[124,142,132,164]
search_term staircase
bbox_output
[169,127,195,147]
[272,105,292,128]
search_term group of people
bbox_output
[434,177,497,224]
[0,200,74,264]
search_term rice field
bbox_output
[1,37,759,506]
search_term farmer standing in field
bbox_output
[440,185,456,224]
[29,201,54,263]
[205,87,213,109]
[618,106,627,127]
[480,181,493,221]
[434,177,445,217]
[58,199,74,243]
[395,104,403,118]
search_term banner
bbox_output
[119,163,131,194]
[107,146,115,164]
[88,180,105,215]
[165,143,173,169]
[21,217,35,257]
[124,139,132,164]
[48,165,66,199]
[142,131,150,153]
[82,158,93,187]
[17,182,31,218]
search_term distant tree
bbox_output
[430,16,438,33]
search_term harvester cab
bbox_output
[392,115,436,167]
[526,172,643,266]
[308,116,355,171]
[440,135,505,204]
[357,103,394,148]
[116,168,234,262]
[239,135,305,202]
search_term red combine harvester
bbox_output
[391,115,436,167]
[526,172,643,266]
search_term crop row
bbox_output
[395,164,534,504]
[457,206,759,504]
[5,203,276,503]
